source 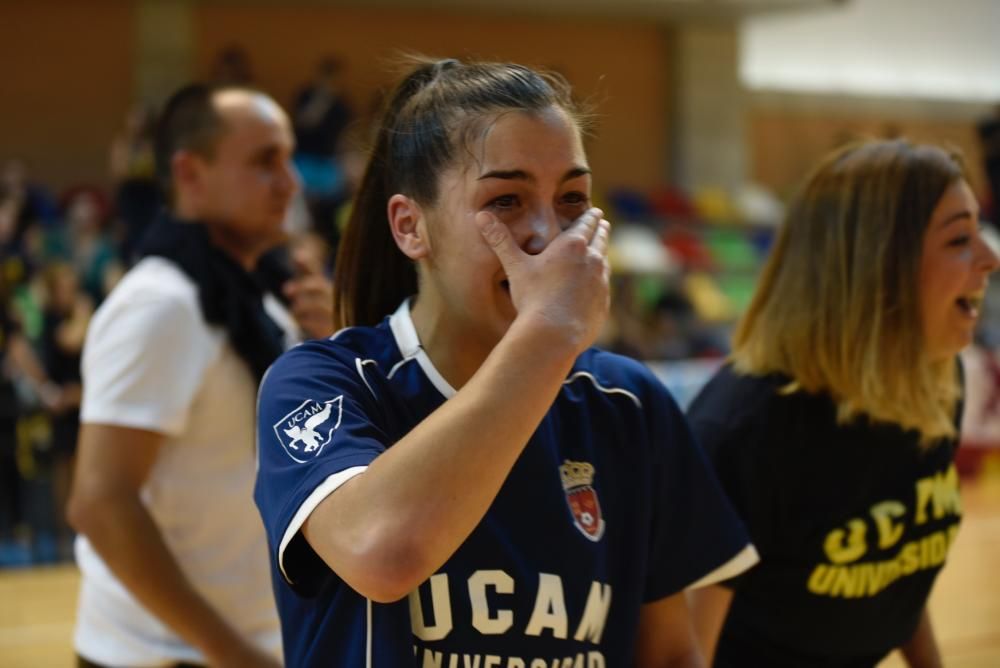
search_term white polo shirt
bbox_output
[74,256,288,666]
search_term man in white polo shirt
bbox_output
[68,83,332,668]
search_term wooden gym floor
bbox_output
[2,464,999,667]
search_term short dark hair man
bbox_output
[69,84,331,668]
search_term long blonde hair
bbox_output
[732,139,965,444]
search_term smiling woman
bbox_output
[252,56,756,667]
[686,139,1000,668]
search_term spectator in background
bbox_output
[59,187,122,303]
[0,270,59,565]
[110,103,164,262]
[687,140,999,667]
[68,82,332,668]
[1,158,57,298]
[292,55,354,246]
[0,157,58,243]
[293,56,353,164]
[978,103,1000,223]
[39,262,91,558]
[211,44,254,86]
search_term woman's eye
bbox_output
[948,235,971,248]
[561,192,589,207]
[488,195,519,210]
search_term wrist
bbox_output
[503,314,581,372]
[510,308,588,356]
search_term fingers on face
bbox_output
[589,218,610,254]
[596,217,613,288]
[568,207,603,243]
[476,210,525,269]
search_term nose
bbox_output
[279,159,300,197]
[978,228,1000,274]
[520,208,562,255]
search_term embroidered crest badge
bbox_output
[560,459,605,541]
[273,396,344,463]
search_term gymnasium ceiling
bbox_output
[203,0,844,22]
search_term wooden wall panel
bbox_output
[194,6,670,191]
[749,111,987,201]
[0,1,134,192]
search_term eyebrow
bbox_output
[937,210,976,230]
[477,166,591,183]
[249,145,283,162]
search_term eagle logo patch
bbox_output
[273,396,344,463]
[560,460,605,541]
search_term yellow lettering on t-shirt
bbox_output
[823,518,868,564]
[870,500,907,549]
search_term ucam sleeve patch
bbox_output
[273,395,344,463]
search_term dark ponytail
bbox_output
[332,55,587,328]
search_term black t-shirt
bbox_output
[688,364,962,667]
[0,306,21,423]
[41,310,81,453]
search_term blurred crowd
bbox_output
[0,48,354,567]
[3,45,1000,568]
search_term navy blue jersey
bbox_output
[255,302,755,667]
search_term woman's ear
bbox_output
[388,193,430,260]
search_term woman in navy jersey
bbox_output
[687,140,1000,668]
[254,56,756,667]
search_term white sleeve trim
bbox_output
[278,465,369,585]
[685,543,760,590]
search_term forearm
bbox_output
[306,316,578,600]
[636,593,705,668]
[8,335,50,387]
[900,607,942,668]
[686,584,733,666]
[75,494,246,661]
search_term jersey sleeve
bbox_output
[80,292,218,436]
[254,342,389,595]
[643,378,758,601]
[686,373,782,586]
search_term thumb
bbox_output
[476,211,523,273]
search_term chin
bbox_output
[929,338,973,361]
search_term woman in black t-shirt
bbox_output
[687,140,1000,668]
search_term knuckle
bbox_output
[564,234,588,253]
[484,227,508,249]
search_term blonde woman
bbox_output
[687,139,999,668]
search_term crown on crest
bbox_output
[560,460,595,490]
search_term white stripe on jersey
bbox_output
[277,466,369,585]
[366,597,373,668]
[389,300,457,398]
[563,371,643,408]
[355,358,380,399]
[685,543,760,590]
[387,354,418,380]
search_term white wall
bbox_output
[741,0,1000,102]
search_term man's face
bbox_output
[191,91,298,253]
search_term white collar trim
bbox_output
[388,299,457,399]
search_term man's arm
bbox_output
[899,607,943,668]
[68,424,278,668]
[634,593,705,668]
